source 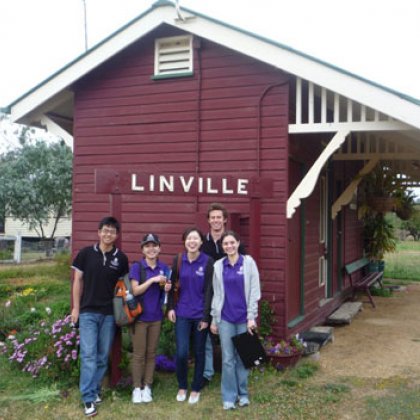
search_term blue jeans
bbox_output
[203,334,214,380]
[79,312,116,404]
[175,316,208,392]
[218,320,248,404]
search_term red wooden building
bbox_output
[7,1,420,338]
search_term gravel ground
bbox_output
[315,282,420,379]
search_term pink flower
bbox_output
[5,300,11,308]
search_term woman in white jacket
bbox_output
[210,230,260,410]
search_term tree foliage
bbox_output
[401,207,420,241]
[0,140,72,239]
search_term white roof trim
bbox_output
[177,16,420,129]
[9,2,420,130]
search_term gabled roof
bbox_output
[5,0,420,131]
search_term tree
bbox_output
[0,140,72,239]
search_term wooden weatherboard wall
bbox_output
[71,26,290,336]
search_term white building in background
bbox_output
[5,216,71,239]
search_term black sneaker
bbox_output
[95,393,102,404]
[201,377,211,388]
[84,402,97,417]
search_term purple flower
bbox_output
[71,350,78,360]
[155,355,176,372]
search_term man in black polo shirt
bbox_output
[71,216,128,417]
[201,203,245,386]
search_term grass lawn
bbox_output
[384,240,420,281]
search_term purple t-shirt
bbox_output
[221,255,247,324]
[176,252,209,319]
[129,259,169,322]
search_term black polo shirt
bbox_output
[72,243,129,315]
[201,233,246,261]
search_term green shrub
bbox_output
[259,299,275,338]
[291,361,320,379]
[157,318,176,356]
[370,287,393,297]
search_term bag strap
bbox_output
[122,274,131,292]
[176,253,182,282]
[139,262,147,285]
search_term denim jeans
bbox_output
[218,320,248,404]
[203,334,214,380]
[175,316,208,392]
[79,312,116,403]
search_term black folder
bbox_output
[231,332,267,369]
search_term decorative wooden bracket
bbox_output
[331,158,379,220]
[287,129,350,219]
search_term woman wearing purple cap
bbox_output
[210,230,261,410]
[167,227,214,405]
[129,233,171,404]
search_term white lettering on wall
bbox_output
[160,175,174,192]
[180,176,194,192]
[237,179,249,195]
[222,178,234,194]
[207,178,218,194]
[131,174,144,191]
[129,174,250,196]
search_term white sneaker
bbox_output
[188,392,200,404]
[84,402,97,417]
[132,387,142,404]
[176,390,187,402]
[142,385,153,403]
[223,402,236,410]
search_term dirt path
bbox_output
[316,283,420,379]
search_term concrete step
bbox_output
[300,326,334,355]
[327,301,362,325]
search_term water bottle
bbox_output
[125,290,138,311]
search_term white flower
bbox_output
[7,335,15,340]
[45,307,52,315]
[5,300,11,308]
[30,307,36,313]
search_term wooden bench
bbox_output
[344,258,384,308]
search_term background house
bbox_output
[6,1,420,337]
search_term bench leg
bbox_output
[365,288,376,308]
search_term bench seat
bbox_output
[344,258,384,308]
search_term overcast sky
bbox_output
[1,0,420,109]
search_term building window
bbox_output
[153,35,193,79]
[319,256,326,287]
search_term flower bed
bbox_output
[1,314,79,383]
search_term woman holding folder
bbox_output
[210,230,261,410]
